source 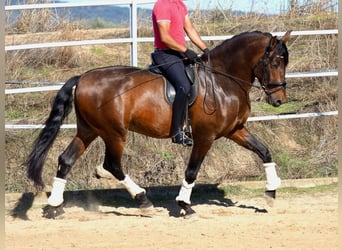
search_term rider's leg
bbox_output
[151,50,192,146]
[170,86,192,145]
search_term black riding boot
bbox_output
[171,88,193,147]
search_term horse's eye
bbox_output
[271,62,278,67]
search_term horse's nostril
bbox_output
[274,100,282,107]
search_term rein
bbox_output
[201,51,218,114]
[196,39,287,97]
[196,61,259,88]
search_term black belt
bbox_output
[154,48,172,51]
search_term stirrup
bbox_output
[172,132,193,147]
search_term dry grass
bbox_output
[4,5,338,192]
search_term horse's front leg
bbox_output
[103,140,153,209]
[176,140,213,217]
[229,126,281,200]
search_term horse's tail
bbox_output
[26,75,80,189]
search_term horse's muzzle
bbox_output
[266,92,287,107]
[264,81,287,107]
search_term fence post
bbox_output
[130,0,138,66]
[0,0,5,248]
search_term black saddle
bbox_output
[148,63,199,106]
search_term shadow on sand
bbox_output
[9,183,267,220]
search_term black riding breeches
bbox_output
[151,49,191,95]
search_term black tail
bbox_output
[26,75,80,189]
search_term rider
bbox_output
[151,0,209,147]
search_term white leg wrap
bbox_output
[176,179,195,204]
[264,162,281,190]
[48,177,66,207]
[120,175,146,199]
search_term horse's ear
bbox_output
[281,30,292,43]
[268,36,278,51]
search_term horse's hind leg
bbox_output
[103,139,153,209]
[48,134,96,207]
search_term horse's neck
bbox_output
[212,38,266,80]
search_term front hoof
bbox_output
[42,204,65,219]
[177,201,196,218]
[264,190,276,207]
[135,192,153,209]
[265,190,276,199]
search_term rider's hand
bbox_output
[184,49,199,63]
[202,48,210,56]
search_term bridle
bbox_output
[253,40,287,96]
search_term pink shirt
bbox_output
[152,0,188,49]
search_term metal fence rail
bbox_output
[4,30,338,51]
[4,111,338,130]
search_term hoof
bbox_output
[42,204,65,219]
[265,190,276,199]
[135,192,153,209]
[264,190,276,207]
[177,201,196,218]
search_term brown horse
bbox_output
[26,30,291,217]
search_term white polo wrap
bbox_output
[48,177,67,207]
[264,162,281,190]
[120,175,146,198]
[176,179,195,204]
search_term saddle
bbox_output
[148,63,199,106]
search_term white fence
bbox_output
[4,1,338,129]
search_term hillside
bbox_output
[6,0,147,25]
[5,1,251,27]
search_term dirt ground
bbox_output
[5,184,338,250]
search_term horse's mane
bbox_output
[231,30,272,40]
[213,31,271,52]
[211,30,288,66]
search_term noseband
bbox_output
[262,81,287,96]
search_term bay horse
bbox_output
[26,30,291,217]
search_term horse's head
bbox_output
[253,31,291,107]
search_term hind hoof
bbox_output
[42,204,65,219]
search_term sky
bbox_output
[64,0,337,15]
[185,0,289,14]
[64,0,290,15]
